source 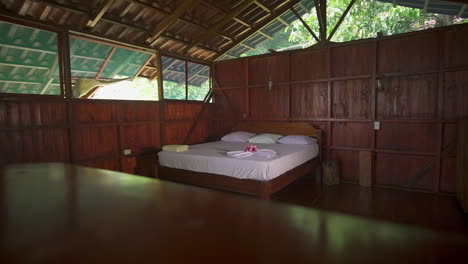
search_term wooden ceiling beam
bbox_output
[211,0,299,61]
[254,1,271,14]
[202,0,253,28]
[146,0,202,45]
[180,0,256,55]
[39,5,51,20]
[27,0,219,56]
[86,0,115,28]
[17,0,31,16]
[124,0,233,41]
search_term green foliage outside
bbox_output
[242,0,468,57]
[163,80,210,101]
[91,77,158,101]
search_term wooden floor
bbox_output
[273,178,468,235]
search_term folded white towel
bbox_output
[227,149,276,159]
[227,151,254,158]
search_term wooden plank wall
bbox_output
[213,24,468,193]
[0,97,210,174]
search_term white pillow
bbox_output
[221,131,255,142]
[277,135,317,145]
[248,133,283,144]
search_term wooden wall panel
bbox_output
[444,70,468,120]
[250,86,288,119]
[331,122,372,148]
[332,79,371,119]
[73,102,116,123]
[222,88,245,115]
[376,123,437,152]
[78,158,120,171]
[378,74,438,120]
[248,54,289,85]
[375,153,435,191]
[119,102,159,122]
[330,150,360,182]
[331,43,373,77]
[31,102,67,126]
[0,100,67,127]
[73,126,118,161]
[445,26,468,68]
[215,60,244,87]
[163,121,191,145]
[187,120,209,144]
[121,123,160,155]
[441,157,456,193]
[291,49,328,81]
[165,102,202,120]
[210,119,238,138]
[378,32,439,73]
[0,129,69,163]
[291,83,327,118]
[443,123,457,155]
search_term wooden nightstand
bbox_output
[123,150,160,178]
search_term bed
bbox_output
[158,122,322,199]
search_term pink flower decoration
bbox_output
[245,144,258,152]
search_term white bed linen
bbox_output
[158,141,319,181]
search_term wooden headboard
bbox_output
[232,122,322,145]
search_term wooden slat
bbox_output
[146,0,202,45]
[95,47,116,79]
[86,0,115,28]
[180,0,256,54]
[212,0,299,61]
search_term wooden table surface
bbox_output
[0,163,467,263]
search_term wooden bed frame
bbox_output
[158,122,322,199]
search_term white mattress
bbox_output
[158,141,319,181]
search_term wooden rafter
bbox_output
[39,4,51,20]
[146,0,202,45]
[201,0,252,28]
[180,0,256,55]
[26,0,217,58]
[95,47,116,79]
[290,6,319,43]
[133,54,154,81]
[254,1,271,14]
[86,0,115,28]
[211,0,299,61]
[327,0,357,41]
[124,0,234,43]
